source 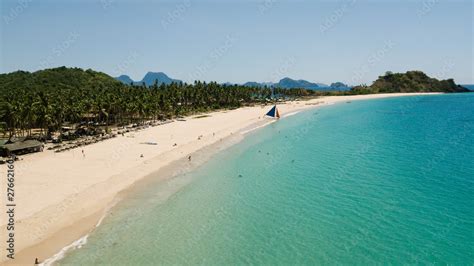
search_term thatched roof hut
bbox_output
[0,139,44,156]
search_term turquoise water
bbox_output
[61,94,474,265]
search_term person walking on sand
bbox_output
[82,149,85,158]
[188,155,191,161]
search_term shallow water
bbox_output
[60,93,474,265]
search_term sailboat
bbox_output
[265,105,280,119]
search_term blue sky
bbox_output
[1,0,472,85]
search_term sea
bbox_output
[58,93,474,265]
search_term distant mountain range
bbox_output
[461,84,474,91]
[116,72,182,86]
[116,72,351,91]
[243,77,350,91]
[116,75,134,84]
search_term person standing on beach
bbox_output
[188,155,191,161]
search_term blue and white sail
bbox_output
[265,105,280,119]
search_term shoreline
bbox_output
[40,130,250,265]
[0,93,442,264]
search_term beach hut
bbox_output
[265,105,281,119]
[0,139,44,156]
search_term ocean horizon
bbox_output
[58,93,474,265]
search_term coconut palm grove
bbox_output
[0,67,469,139]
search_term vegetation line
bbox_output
[0,67,468,140]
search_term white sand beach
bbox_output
[0,93,440,264]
